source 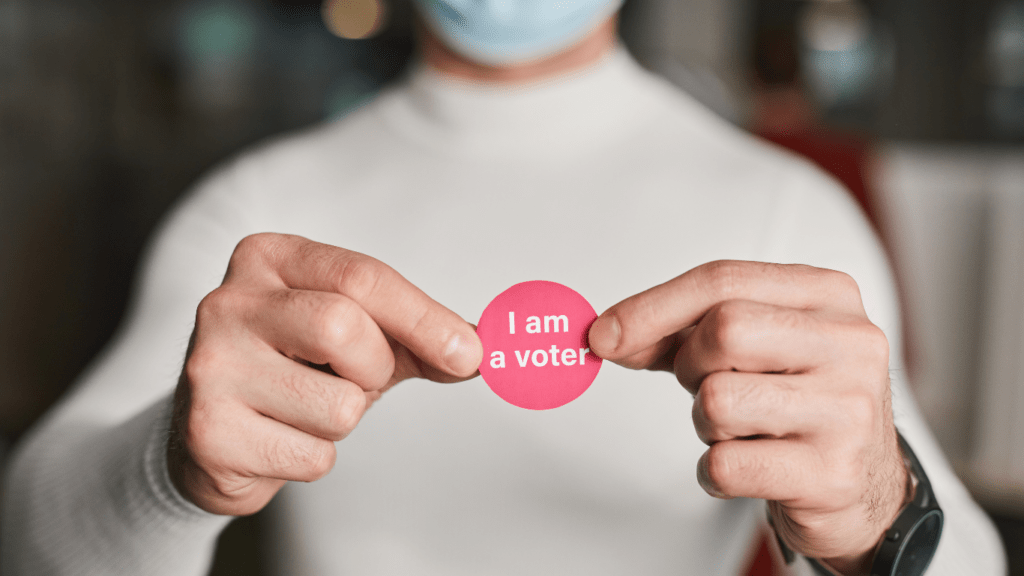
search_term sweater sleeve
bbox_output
[762,162,1007,575]
[1,159,261,575]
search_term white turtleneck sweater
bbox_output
[2,49,1006,576]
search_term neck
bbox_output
[418,17,619,85]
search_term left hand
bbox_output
[589,261,907,575]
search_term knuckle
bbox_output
[334,255,387,302]
[304,440,337,481]
[184,404,221,464]
[860,322,890,366]
[195,288,234,328]
[774,306,805,332]
[830,269,860,295]
[264,437,335,482]
[315,298,363,351]
[705,443,736,492]
[277,369,310,406]
[259,437,293,476]
[702,260,744,299]
[203,472,269,510]
[325,386,366,440]
[182,355,206,391]
[276,372,365,441]
[183,345,222,391]
[331,387,368,436]
[706,301,749,352]
[843,390,879,430]
[828,269,865,308]
[698,373,734,425]
[207,471,245,500]
[205,474,233,500]
[839,320,890,385]
[230,233,277,268]
[362,348,395,392]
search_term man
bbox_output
[1,1,1005,575]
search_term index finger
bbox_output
[232,233,482,377]
[589,260,864,361]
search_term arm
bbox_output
[771,168,1007,576]
[591,260,905,574]
[589,167,1005,575]
[3,165,484,574]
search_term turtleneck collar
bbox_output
[376,46,662,161]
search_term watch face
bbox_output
[895,510,943,576]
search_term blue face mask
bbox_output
[412,0,623,66]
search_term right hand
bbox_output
[168,233,483,515]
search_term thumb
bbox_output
[387,328,483,385]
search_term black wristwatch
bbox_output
[775,431,943,576]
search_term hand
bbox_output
[589,261,907,575]
[168,233,482,516]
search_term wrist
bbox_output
[793,432,942,576]
[823,445,911,575]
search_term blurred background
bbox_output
[0,0,1022,573]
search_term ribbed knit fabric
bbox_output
[2,47,1006,575]
[3,397,229,575]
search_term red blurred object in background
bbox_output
[746,534,781,576]
[760,128,875,226]
[751,85,876,226]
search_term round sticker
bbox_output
[477,281,602,410]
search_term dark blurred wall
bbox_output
[875,0,1003,140]
[0,0,414,440]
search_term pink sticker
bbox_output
[477,281,602,410]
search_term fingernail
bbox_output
[444,333,480,377]
[589,316,621,356]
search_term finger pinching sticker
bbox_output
[477,281,602,410]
